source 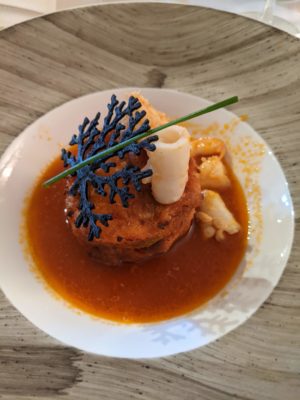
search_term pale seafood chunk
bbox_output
[191,137,226,159]
[197,190,240,241]
[131,93,191,204]
[145,125,191,204]
[198,156,231,190]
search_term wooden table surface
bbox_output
[0,4,299,399]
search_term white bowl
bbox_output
[0,88,294,358]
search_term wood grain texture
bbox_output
[0,3,299,399]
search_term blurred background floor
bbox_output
[0,0,300,37]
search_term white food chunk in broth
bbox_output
[146,125,191,204]
[198,156,231,190]
[191,137,226,159]
[197,190,240,241]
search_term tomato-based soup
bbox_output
[24,157,248,323]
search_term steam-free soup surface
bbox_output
[25,157,248,323]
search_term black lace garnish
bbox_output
[62,94,158,241]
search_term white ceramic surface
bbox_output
[0,88,294,358]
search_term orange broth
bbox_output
[24,157,248,323]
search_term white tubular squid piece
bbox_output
[146,125,191,204]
